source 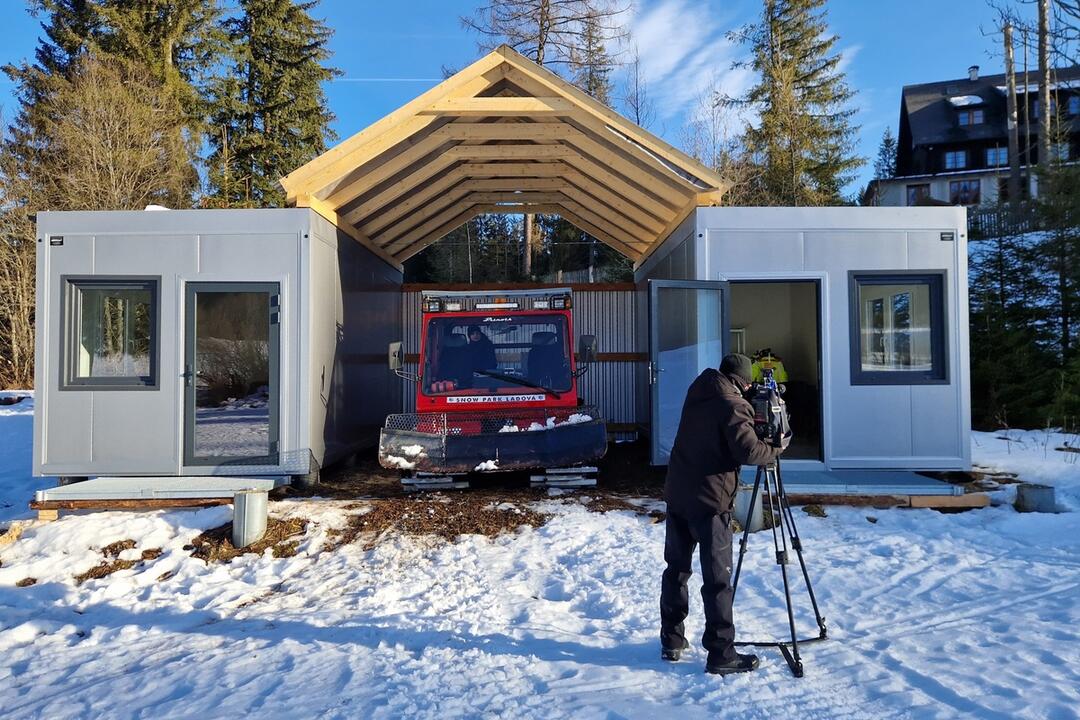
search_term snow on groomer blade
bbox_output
[380,288,607,482]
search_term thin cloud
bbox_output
[629,0,752,121]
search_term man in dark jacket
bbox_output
[660,353,784,675]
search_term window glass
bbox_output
[422,314,572,395]
[906,184,931,205]
[950,179,981,205]
[985,147,1008,166]
[1069,95,1079,116]
[852,274,946,384]
[944,150,967,170]
[1051,143,1070,162]
[68,280,157,386]
[958,109,984,126]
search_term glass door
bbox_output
[184,283,280,466]
[649,280,729,465]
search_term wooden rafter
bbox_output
[279,45,730,265]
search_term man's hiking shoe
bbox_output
[661,640,690,662]
[705,652,759,675]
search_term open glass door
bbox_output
[649,280,729,465]
[184,283,280,467]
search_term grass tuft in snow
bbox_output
[188,517,308,563]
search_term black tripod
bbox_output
[731,459,827,677]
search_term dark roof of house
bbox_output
[902,65,1080,146]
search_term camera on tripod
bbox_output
[749,369,792,449]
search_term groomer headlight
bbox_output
[423,299,442,313]
[551,295,571,309]
[444,301,463,312]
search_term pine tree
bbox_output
[873,127,897,179]
[728,0,863,205]
[206,0,340,207]
[572,11,613,103]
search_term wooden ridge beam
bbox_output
[296,194,403,271]
[457,161,571,177]
[422,96,577,116]
[466,191,569,204]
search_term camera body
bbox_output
[748,369,792,449]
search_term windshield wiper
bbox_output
[473,369,562,399]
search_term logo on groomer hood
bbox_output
[484,317,514,322]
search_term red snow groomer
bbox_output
[381,288,607,488]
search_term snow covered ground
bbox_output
[1,396,1079,719]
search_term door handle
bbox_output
[182,366,194,388]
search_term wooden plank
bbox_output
[395,206,482,263]
[562,151,680,217]
[466,191,569,204]
[339,154,460,225]
[441,123,582,141]
[555,183,660,238]
[422,96,577,116]
[446,145,575,159]
[909,494,990,509]
[321,116,489,208]
[280,53,505,195]
[556,196,654,246]
[359,169,472,236]
[31,498,233,512]
[496,47,729,190]
[782,494,910,509]
[458,161,572,176]
[37,509,59,522]
[464,177,570,192]
[561,170,668,232]
[296,195,404,271]
[383,199,480,254]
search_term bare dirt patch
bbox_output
[189,517,309,563]
[15,577,36,588]
[73,540,165,585]
[328,496,549,551]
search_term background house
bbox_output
[872,64,1080,209]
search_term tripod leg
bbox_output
[765,466,804,677]
[774,464,828,639]
[731,465,763,598]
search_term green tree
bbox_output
[727,0,863,205]
[206,0,340,207]
[873,127,897,179]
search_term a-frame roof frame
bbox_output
[281,45,728,269]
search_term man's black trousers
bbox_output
[659,510,736,662]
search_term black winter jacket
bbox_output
[664,369,782,518]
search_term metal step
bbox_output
[530,466,598,488]
[401,473,469,491]
[34,475,289,502]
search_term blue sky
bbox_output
[0,0,1040,194]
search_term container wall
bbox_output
[34,209,307,477]
[693,207,971,471]
[307,211,403,468]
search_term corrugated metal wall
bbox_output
[399,285,641,439]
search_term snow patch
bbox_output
[948,94,983,106]
[474,460,499,472]
[383,455,416,470]
[498,424,521,433]
[400,444,426,457]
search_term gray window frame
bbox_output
[944,150,967,170]
[61,276,161,391]
[848,271,948,386]
[183,281,281,468]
